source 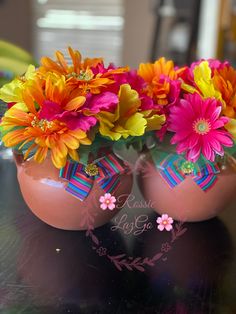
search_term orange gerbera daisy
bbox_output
[1,105,91,168]
[138,57,184,106]
[0,75,92,168]
[213,66,236,118]
[39,47,129,95]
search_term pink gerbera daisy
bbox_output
[99,193,116,210]
[168,93,233,162]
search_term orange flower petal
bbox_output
[34,146,48,164]
[61,133,80,149]
[55,51,68,71]
[64,96,86,111]
[2,129,28,147]
[40,56,63,74]
[51,148,67,168]
[68,47,82,73]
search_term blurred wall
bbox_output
[122,0,154,68]
[0,0,32,51]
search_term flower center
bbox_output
[106,199,110,204]
[66,70,93,81]
[181,160,195,174]
[85,163,99,176]
[163,220,167,225]
[193,118,211,135]
[31,117,53,131]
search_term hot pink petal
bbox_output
[85,92,118,114]
[39,100,63,120]
[169,93,232,162]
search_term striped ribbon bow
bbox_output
[60,153,128,201]
[152,150,220,192]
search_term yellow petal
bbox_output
[68,148,80,162]
[79,137,91,145]
[118,84,141,118]
[145,114,166,131]
[123,113,147,137]
[51,148,67,168]
[0,79,23,103]
[99,120,120,140]
[193,61,222,100]
[61,133,80,149]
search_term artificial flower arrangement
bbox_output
[0,47,166,169]
[1,46,236,227]
[135,58,236,222]
[2,46,236,169]
[135,58,236,162]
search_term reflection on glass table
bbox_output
[0,158,235,314]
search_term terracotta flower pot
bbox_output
[14,152,133,230]
[136,150,236,222]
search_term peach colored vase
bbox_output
[136,151,236,222]
[14,152,133,230]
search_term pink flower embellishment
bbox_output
[157,214,174,231]
[99,193,116,210]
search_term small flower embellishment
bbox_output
[99,193,116,210]
[157,214,173,231]
[97,247,107,256]
[161,242,172,253]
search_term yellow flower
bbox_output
[0,65,36,105]
[142,111,166,132]
[182,61,223,102]
[97,84,146,140]
[97,84,165,140]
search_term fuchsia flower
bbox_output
[168,93,233,162]
[99,193,116,210]
[157,214,173,231]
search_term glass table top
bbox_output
[0,158,236,314]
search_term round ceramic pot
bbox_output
[14,152,133,230]
[136,150,236,222]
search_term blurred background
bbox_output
[0,0,236,68]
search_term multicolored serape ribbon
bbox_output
[151,150,220,192]
[60,153,128,201]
